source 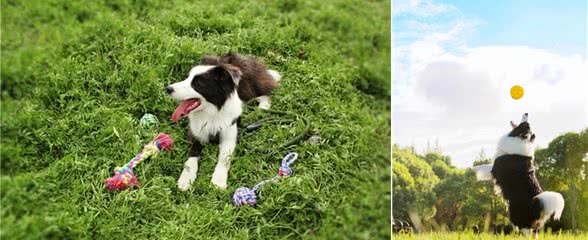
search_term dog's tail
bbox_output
[267,70,281,82]
[471,164,494,181]
[535,191,565,222]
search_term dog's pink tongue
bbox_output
[172,99,197,123]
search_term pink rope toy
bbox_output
[103,133,173,190]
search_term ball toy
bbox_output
[140,113,159,128]
[232,152,299,207]
[510,85,524,100]
[103,133,173,190]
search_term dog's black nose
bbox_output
[165,86,174,94]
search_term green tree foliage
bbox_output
[393,146,439,221]
[393,148,507,231]
[431,154,507,231]
[535,127,588,232]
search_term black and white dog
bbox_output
[166,53,281,190]
[473,113,564,238]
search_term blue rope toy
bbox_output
[232,152,299,207]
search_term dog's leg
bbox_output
[177,141,203,191]
[521,228,531,239]
[257,96,271,110]
[211,124,237,189]
[534,229,539,240]
[256,70,281,110]
[267,70,281,82]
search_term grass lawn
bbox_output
[1,0,390,239]
[395,232,588,240]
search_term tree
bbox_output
[393,145,440,230]
[535,127,588,232]
[432,167,471,230]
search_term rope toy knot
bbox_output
[232,152,299,207]
[278,152,297,176]
[278,166,292,177]
[232,187,257,207]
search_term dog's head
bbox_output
[495,113,536,158]
[508,113,536,143]
[166,64,241,122]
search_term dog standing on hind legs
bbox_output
[166,53,281,190]
[472,113,565,239]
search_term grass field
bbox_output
[1,0,391,239]
[395,232,588,240]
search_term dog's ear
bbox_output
[221,64,241,85]
[510,121,518,128]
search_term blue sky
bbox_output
[393,0,588,167]
[452,0,586,56]
[394,0,587,57]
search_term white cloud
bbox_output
[394,45,588,168]
[393,19,476,100]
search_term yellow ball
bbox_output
[510,85,524,100]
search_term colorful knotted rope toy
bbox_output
[232,152,298,207]
[103,133,173,190]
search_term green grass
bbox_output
[395,232,588,240]
[1,0,390,239]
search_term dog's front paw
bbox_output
[177,175,193,191]
[177,157,199,191]
[210,171,227,190]
[177,169,197,191]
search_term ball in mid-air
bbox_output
[510,85,524,100]
[140,113,159,128]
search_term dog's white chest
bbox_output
[188,115,231,142]
[187,95,242,143]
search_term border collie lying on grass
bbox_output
[166,53,281,190]
[473,113,564,239]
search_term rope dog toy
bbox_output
[103,133,173,190]
[232,152,298,207]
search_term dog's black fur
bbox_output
[200,53,278,102]
[190,66,237,110]
[508,121,536,142]
[492,154,543,228]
